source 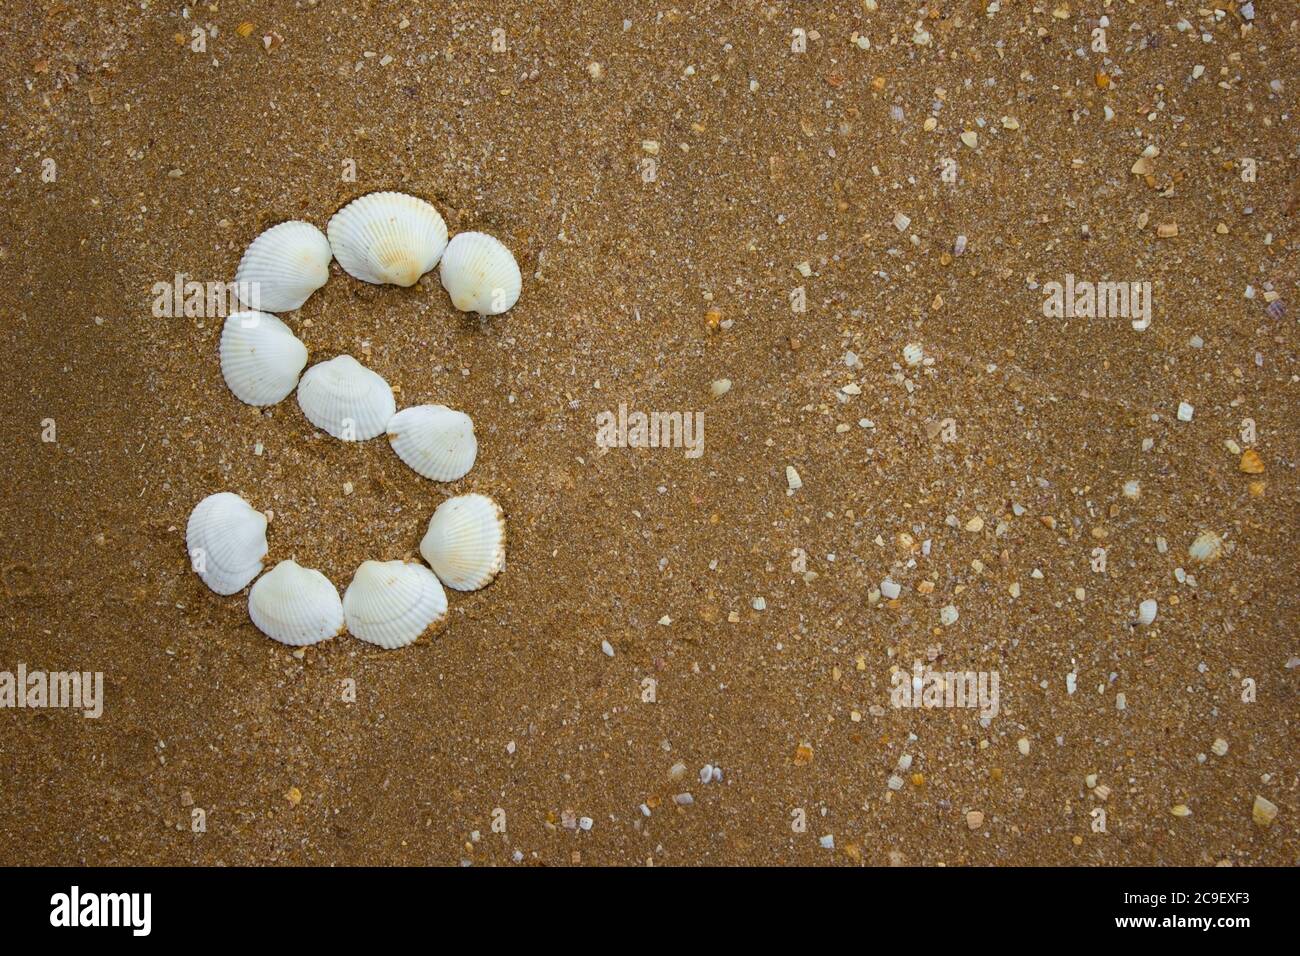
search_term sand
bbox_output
[0,1,1295,865]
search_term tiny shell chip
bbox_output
[219,311,308,406]
[1252,795,1278,827]
[234,220,332,313]
[903,343,924,366]
[419,493,506,591]
[186,492,268,595]
[387,405,478,481]
[327,191,448,287]
[248,560,343,646]
[296,354,396,441]
[1137,599,1158,626]
[342,559,448,649]
[1188,530,1223,563]
[438,231,522,315]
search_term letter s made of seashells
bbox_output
[438,232,521,316]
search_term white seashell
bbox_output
[342,559,448,649]
[1137,599,1158,626]
[234,220,332,312]
[327,191,448,287]
[186,492,268,595]
[1189,530,1223,563]
[296,354,396,441]
[387,405,477,481]
[248,560,343,646]
[419,493,506,591]
[219,311,308,406]
[438,231,522,315]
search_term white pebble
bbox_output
[1177,401,1194,422]
[880,578,902,600]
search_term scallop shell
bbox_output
[342,559,448,649]
[438,231,522,316]
[419,493,506,591]
[219,311,308,406]
[234,220,332,313]
[296,354,396,441]
[327,192,448,287]
[387,405,478,481]
[248,560,343,646]
[186,492,268,595]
